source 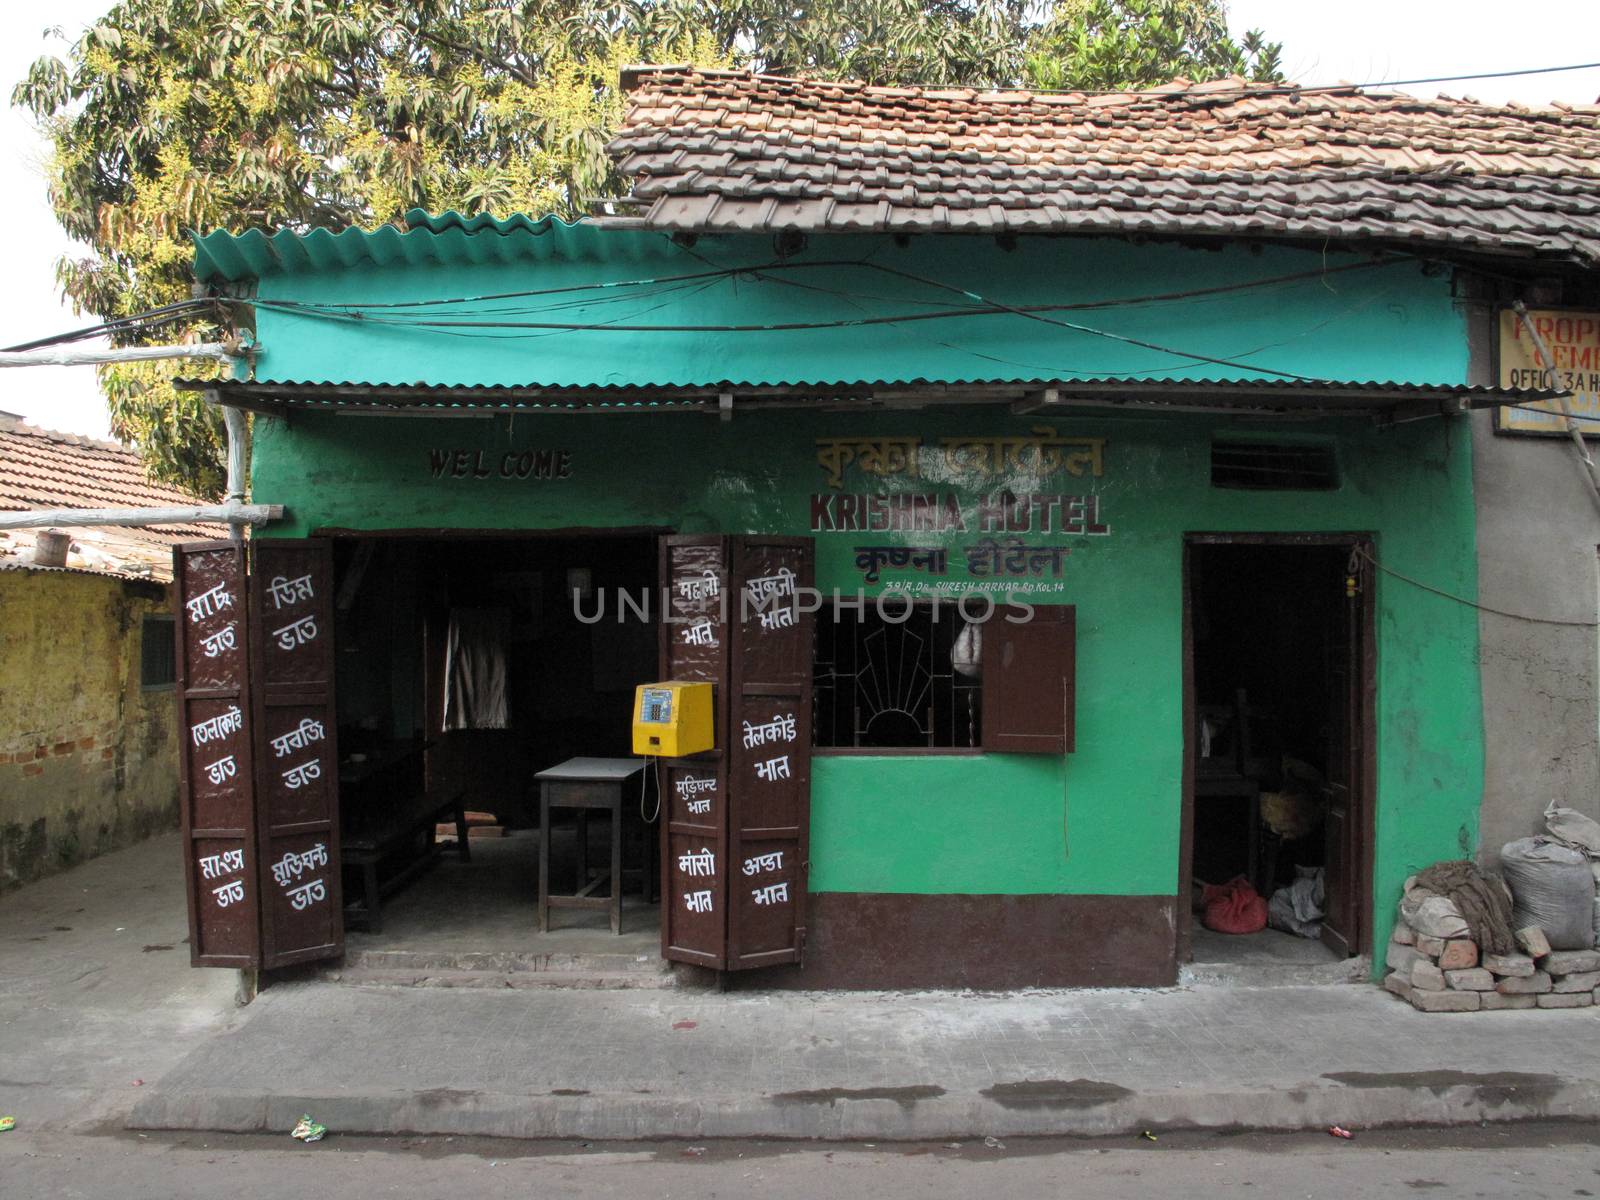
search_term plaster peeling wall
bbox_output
[0,571,180,889]
[1469,404,1600,867]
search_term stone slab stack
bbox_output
[1593,861,1600,945]
[1383,923,1600,1012]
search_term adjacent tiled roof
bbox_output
[0,417,222,579]
[607,67,1600,263]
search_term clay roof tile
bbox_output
[607,67,1600,263]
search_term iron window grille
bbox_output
[814,600,981,749]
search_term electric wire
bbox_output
[250,257,1396,320]
[915,60,1600,100]
[2,299,219,353]
[1355,547,1598,627]
[247,256,1413,382]
[2,256,1405,367]
[1503,400,1594,418]
[352,277,731,342]
[849,260,1329,382]
[742,258,1377,321]
[1343,61,1600,90]
[249,290,1325,379]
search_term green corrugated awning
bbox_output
[192,210,650,282]
[191,215,1481,397]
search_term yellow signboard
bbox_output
[1496,308,1600,435]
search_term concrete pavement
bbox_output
[127,974,1600,1141]
[9,836,1600,1145]
[0,833,239,1130]
[8,1123,1600,1199]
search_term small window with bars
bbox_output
[141,615,176,690]
[1211,441,1339,491]
[814,601,982,749]
[812,599,1077,753]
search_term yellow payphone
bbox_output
[632,681,715,756]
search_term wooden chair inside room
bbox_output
[1194,689,1273,892]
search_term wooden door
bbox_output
[1321,546,1370,958]
[656,534,816,971]
[250,540,344,968]
[659,535,732,969]
[174,541,260,967]
[727,536,814,969]
[173,538,345,971]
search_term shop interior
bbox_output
[331,534,662,955]
[1188,542,1358,965]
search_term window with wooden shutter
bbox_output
[981,606,1076,754]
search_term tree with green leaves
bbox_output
[1027,0,1280,92]
[14,0,1280,494]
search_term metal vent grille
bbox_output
[1210,442,1339,491]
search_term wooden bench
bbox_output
[342,791,468,934]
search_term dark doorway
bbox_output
[328,533,662,954]
[1182,536,1373,964]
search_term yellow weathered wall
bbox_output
[0,569,179,889]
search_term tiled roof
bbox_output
[607,67,1600,263]
[0,417,222,578]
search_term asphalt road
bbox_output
[6,1122,1600,1198]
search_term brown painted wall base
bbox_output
[725,892,1178,991]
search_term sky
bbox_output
[1,2,1599,441]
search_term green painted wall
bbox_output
[243,233,1485,964]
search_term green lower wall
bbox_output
[253,401,1483,964]
[810,755,1135,893]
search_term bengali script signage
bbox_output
[810,427,1110,589]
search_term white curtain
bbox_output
[443,608,510,730]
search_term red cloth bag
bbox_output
[1201,876,1269,934]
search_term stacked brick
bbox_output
[1384,922,1600,1012]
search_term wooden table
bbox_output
[536,757,644,935]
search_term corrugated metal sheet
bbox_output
[191,377,1560,417]
[0,558,167,586]
[193,210,652,282]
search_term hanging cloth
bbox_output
[443,608,510,730]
